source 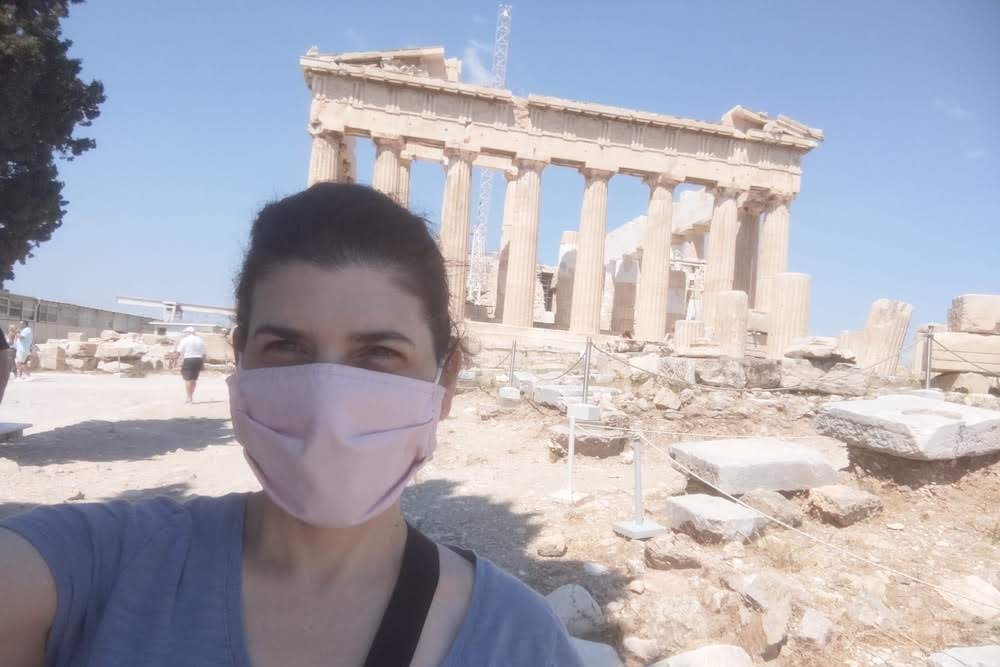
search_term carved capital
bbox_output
[766,191,796,209]
[513,157,548,173]
[580,167,614,183]
[709,185,743,202]
[442,144,477,165]
[642,173,682,192]
[371,134,404,152]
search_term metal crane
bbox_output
[466,3,512,308]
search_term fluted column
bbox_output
[717,291,749,358]
[569,168,613,335]
[755,194,793,313]
[493,170,518,322]
[766,272,810,359]
[371,135,403,196]
[633,175,680,341]
[702,186,741,331]
[859,299,914,376]
[438,147,475,320]
[308,130,342,185]
[734,204,762,306]
[397,155,412,206]
[501,159,546,328]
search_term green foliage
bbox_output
[0,0,104,284]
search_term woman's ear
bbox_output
[438,348,463,419]
[230,326,243,366]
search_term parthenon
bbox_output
[300,47,823,353]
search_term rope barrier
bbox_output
[630,429,1000,614]
[576,420,822,441]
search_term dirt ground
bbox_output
[1,371,998,666]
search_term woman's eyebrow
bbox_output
[253,323,306,339]
[350,331,416,348]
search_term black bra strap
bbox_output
[363,524,441,667]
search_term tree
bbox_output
[0,0,104,285]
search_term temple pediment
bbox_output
[304,45,461,82]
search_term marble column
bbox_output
[397,155,412,206]
[766,272,810,359]
[554,230,578,329]
[493,171,517,322]
[733,205,761,306]
[308,131,342,185]
[859,298,913,376]
[673,319,705,355]
[717,290,749,358]
[755,194,793,313]
[633,175,679,341]
[702,186,741,332]
[501,159,546,328]
[569,168,612,335]
[438,147,475,320]
[371,135,403,196]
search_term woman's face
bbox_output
[240,262,448,385]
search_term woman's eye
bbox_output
[359,345,403,363]
[264,340,302,354]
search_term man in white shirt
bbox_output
[14,321,33,380]
[175,327,207,404]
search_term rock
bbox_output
[670,438,838,494]
[477,405,499,421]
[779,395,813,420]
[785,336,856,362]
[740,489,803,527]
[850,587,894,628]
[97,361,134,373]
[659,356,698,386]
[815,393,1000,460]
[645,532,704,570]
[932,372,992,395]
[549,424,628,458]
[694,358,746,389]
[569,637,623,667]
[938,575,1000,620]
[65,341,98,358]
[930,331,1000,375]
[536,531,568,557]
[742,358,782,389]
[780,358,867,396]
[796,608,834,647]
[512,370,540,394]
[545,584,604,637]
[660,494,769,543]
[628,579,646,595]
[38,345,67,370]
[654,387,683,410]
[623,636,659,662]
[625,559,644,577]
[651,644,753,667]
[66,490,86,501]
[99,329,119,341]
[965,393,1000,410]
[927,645,1000,667]
[534,384,618,411]
[948,294,1000,334]
[609,338,645,353]
[95,341,148,361]
[649,595,710,651]
[583,562,609,577]
[628,352,663,381]
[886,522,904,531]
[637,397,652,412]
[808,485,882,527]
[65,357,98,371]
[498,385,521,408]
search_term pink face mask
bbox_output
[227,363,445,528]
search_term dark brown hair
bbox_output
[234,183,453,361]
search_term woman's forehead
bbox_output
[250,262,430,338]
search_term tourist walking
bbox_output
[175,326,207,403]
[0,327,9,404]
[13,321,32,380]
[5,325,16,379]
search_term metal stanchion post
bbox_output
[582,338,592,404]
[567,413,576,503]
[924,326,934,389]
[613,434,667,540]
[508,339,517,388]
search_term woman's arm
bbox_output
[0,529,56,667]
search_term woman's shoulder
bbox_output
[443,554,584,667]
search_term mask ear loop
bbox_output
[433,343,458,385]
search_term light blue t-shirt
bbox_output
[14,326,32,357]
[1,493,584,667]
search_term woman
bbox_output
[6,324,19,379]
[0,184,584,667]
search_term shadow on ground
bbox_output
[403,478,630,645]
[0,418,234,466]
[849,447,1000,488]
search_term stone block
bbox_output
[815,393,1000,460]
[545,584,604,638]
[644,532,703,570]
[694,357,746,388]
[67,332,84,342]
[567,403,601,421]
[534,384,617,412]
[569,638,623,667]
[948,294,1000,334]
[653,386,682,410]
[622,636,659,663]
[808,485,882,526]
[927,645,1000,667]
[38,345,66,371]
[498,386,521,408]
[651,644,753,667]
[65,341,98,358]
[97,361,133,373]
[660,494,769,543]
[549,424,627,458]
[65,357,98,371]
[938,575,1000,620]
[780,358,867,396]
[930,331,1000,375]
[796,608,834,647]
[670,438,838,494]
[96,341,148,361]
[100,329,119,341]
[659,357,697,386]
[740,489,804,527]
[627,352,662,381]
[932,372,992,394]
[742,358,782,389]
[785,336,856,362]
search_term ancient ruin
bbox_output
[299,47,823,351]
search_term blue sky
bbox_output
[8,0,999,335]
